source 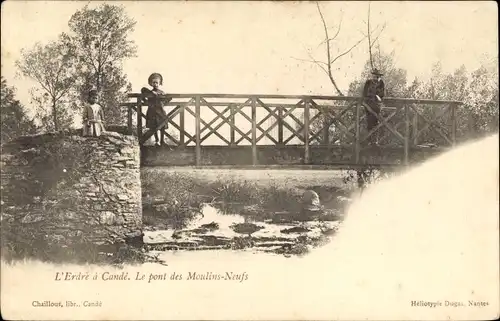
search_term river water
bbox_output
[144,201,341,253]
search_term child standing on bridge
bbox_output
[82,89,106,137]
[141,73,171,146]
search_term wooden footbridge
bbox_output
[121,93,462,169]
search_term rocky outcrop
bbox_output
[1,131,142,259]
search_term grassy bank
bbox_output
[141,168,355,230]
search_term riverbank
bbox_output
[144,167,350,186]
[141,168,356,256]
[141,168,354,227]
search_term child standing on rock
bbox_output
[141,72,171,146]
[82,89,106,137]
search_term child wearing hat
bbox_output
[82,89,106,137]
[141,73,170,146]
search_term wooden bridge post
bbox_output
[251,97,258,165]
[195,96,201,166]
[355,102,361,164]
[230,104,236,146]
[412,109,418,146]
[404,104,410,166]
[136,97,142,142]
[127,105,132,135]
[451,103,457,146]
[323,106,330,145]
[304,98,310,164]
[278,106,284,145]
[179,105,185,146]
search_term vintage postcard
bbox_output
[1,1,498,320]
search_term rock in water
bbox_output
[230,223,265,236]
[200,222,219,231]
[298,190,324,220]
[302,190,321,211]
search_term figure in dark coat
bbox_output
[141,73,170,146]
[362,69,385,144]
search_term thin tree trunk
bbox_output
[96,69,101,92]
[52,98,58,132]
[368,2,374,70]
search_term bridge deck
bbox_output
[141,144,446,168]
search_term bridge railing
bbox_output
[121,93,462,166]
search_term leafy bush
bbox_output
[141,171,204,229]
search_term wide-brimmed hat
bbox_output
[88,88,99,97]
[371,69,383,76]
[148,73,163,86]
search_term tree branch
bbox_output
[291,53,329,67]
[366,2,386,70]
[20,63,53,97]
[54,82,76,102]
[316,2,344,96]
[368,2,373,70]
[291,55,331,80]
[377,41,382,68]
[370,23,386,50]
[330,35,367,65]
[52,51,70,94]
[317,11,343,48]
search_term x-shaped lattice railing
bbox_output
[361,102,405,144]
[308,100,358,144]
[183,98,254,145]
[411,104,453,145]
[249,98,305,145]
[127,95,457,153]
[184,100,232,145]
[233,99,283,145]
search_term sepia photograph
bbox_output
[1,1,498,320]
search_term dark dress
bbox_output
[141,87,168,130]
[362,79,385,134]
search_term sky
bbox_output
[1,0,498,143]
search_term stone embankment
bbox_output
[1,131,142,260]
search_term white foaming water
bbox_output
[286,133,500,319]
[185,204,245,232]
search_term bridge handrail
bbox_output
[121,91,462,167]
[125,93,462,106]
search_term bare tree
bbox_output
[296,3,364,96]
[293,2,386,95]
